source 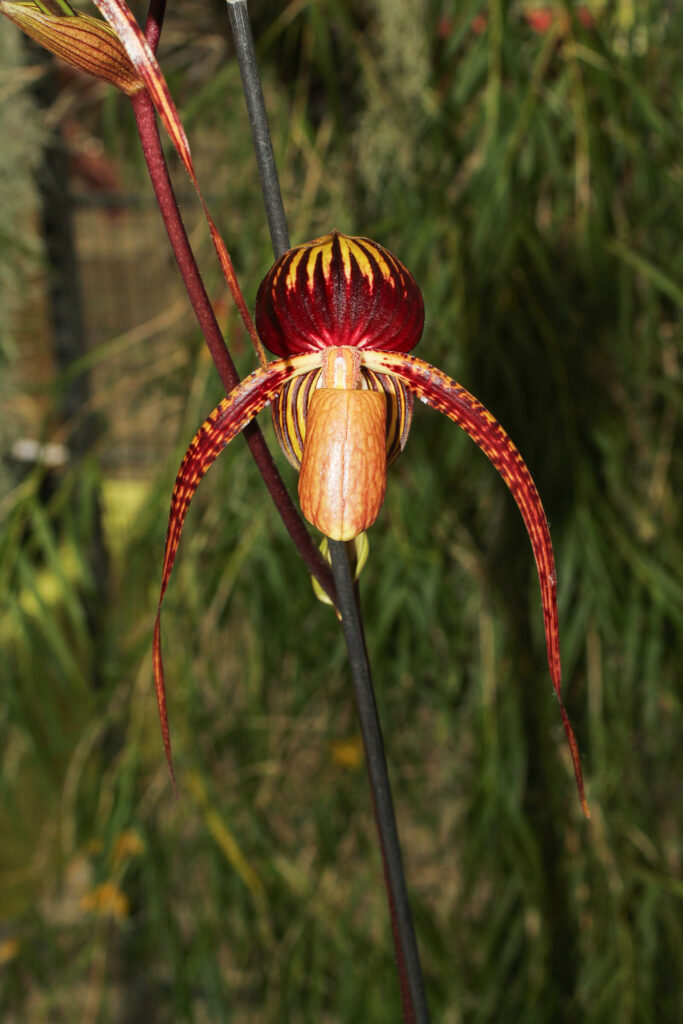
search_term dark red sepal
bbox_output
[255,231,425,357]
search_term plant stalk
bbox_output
[226,2,431,1019]
[328,539,430,1024]
[142,0,165,52]
[130,73,335,603]
[225,0,289,259]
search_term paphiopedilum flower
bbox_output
[154,230,589,816]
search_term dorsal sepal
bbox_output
[255,231,425,357]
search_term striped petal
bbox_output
[362,350,589,817]
[154,354,318,785]
[271,365,413,470]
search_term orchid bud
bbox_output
[0,0,144,96]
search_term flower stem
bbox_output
[226,2,431,1019]
[225,0,289,259]
[130,84,334,603]
[142,0,165,52]
[327,540,431,1024]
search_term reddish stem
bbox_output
[130,88,335,601]
[143,0,166,53]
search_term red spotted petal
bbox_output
[153,354,318,785]
[363,350,589,817]
[255,231,425,357]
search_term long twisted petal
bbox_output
[154,354,319,785]
[362,350,589,817]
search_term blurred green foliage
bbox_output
[0,26,43,495]
[1,1,682,1021]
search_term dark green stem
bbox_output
[226,2,430,1019]
[328,540,431,1024]
[226,0,289,258]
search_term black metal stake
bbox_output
[226,0,290,259]
[226,2,431,1020]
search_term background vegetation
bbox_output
[1,1,681,1021]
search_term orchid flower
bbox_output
[154,230,589,817]
[0,0,587,816]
